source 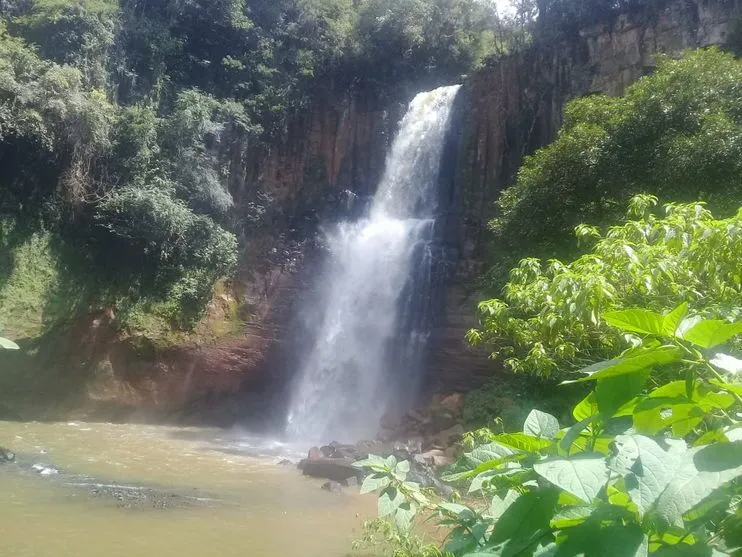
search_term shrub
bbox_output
[356,307,742,556]
[469,195,742,377]
[490,49,742,275]
[92,186,238,324]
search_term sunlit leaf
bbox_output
[393,501,417,532]
[611,434,684,516]
[679,320,742,349]
[533,455,609,503]
[663,303,689,336]
[595,370,650,418]
[573,392,599,421]
[564,346,683,383]
[494,433,553,453]
[655,442,742,526]
[378,486,405,517]
[488,489,559,555]
[523,409,560,439]
[490,490,519,520]
[603,308,665,336]
[549,506,592,529]
[0,337,19,350]
[360,472,390,494]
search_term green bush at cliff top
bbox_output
[470,195,742,377]
[489,48,742,278]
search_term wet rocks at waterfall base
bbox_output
[299,454,363,485]
[297,394,466,494]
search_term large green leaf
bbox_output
[378,486,405,517]
[554,522,647,557]
[594,370,650,418]
[564,346,683,384]
[393,501,417,532]
[438,502,473,517]
[679,320,742,349]
[558,417,596,454]
[533,455,609,503]
[653,543,728,556]
[464,443,519,468]
[709,379,742,396]
[633,398,704,436]
[549,506,592,529]
[468,464,522,494]
[524,410,560,439]
[573,392,599,421]
[663,303,689,336]
[0,336,19,350]
[360,472,390,494]
[488,489,559,557]
[494,433,553,453]
[442,453,525,482]
[603,308,665,335]
[611,435,684,516]
[393,459,409,481]
[490,490,520,520]
[655,441,742,526]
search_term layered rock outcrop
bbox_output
[426,0,741,392]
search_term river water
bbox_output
[0,420,374,557]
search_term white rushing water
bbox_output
[287,85,461,443]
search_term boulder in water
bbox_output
[0,447,15,463]
[301,458,363,483]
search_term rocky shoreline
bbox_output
[294,393,466,493]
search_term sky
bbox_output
[490,0,516,16]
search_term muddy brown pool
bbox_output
[0,421,375,557]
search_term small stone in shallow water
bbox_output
[0,447,15,463]
[321,481,344,493]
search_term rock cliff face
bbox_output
[427,0,741,393]
[20,0,739,423]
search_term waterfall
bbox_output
[287,85,460,443]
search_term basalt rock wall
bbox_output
[427,0,741,393]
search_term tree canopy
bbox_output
[489,49,742,280]
[0,0,504,333]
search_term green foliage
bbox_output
[354,517,447,557]
[461,373,577,429]
[0,218,93,338]
[10,0,119,87]
[92,186,237,325]
[470,196,742,377]
[0,0,508,339]
[0,336,19,349]
[357,310,742,556]
[490,49,742,276]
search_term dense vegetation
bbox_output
[489,49,742,280]
[358,309,742,556]
[0,0,505,339]
[470,196,742,377]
